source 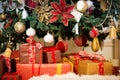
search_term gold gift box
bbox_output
[77,60,113,75]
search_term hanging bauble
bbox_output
[89,27,99,38]
[109,25,117,39]
[91,37,100,52]
[74,34,87,47]
[43,32,54,43]
[14,21,26,33]
[55,36,68,53]
[76,0,88,13]
[0,13,7,20]
[26,27,36,36]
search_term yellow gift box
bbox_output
[77,60,113,75]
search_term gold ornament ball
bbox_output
[14,21,26,33]
[0,13,7,20]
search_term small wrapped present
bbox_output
[2,73,22,80]
[19,43,43,64]
[43,46,62,63]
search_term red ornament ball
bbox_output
[55,40,68,53]
[89,27,99,38]
[74,35,87,47]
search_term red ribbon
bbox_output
[26,36,42,76]
[92,60,104,75]
[44,47,57,63]
[51,51,56,63]
[98,62,104,75]
[2,72,18,80]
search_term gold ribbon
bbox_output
[62,57,73,72]
[57,63,62,75]
[56,57,73,75]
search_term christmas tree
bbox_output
[0,0,120,53]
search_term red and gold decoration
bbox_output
[91,37,100,52]
[14,21,26,34]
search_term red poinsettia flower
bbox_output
[49,0,74,26]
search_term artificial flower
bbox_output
[49,0,74,26]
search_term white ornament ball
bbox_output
[44,33,54,43]
[76,0,88,12]
[26,27,36,36]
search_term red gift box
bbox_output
[2,73,22,80]
[19,43,43,64]
[0,58,7,80]
[16,63,73,80]
[43,46,62,63]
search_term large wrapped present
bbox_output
[2,73,22,80]
[67,53,113,75]
[43,46,62,63]
[19,43,43,64]
[77,60,113,75]
[16,62,73,80]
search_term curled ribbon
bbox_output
[26,36,43,76]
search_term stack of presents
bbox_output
[0,37,119,80]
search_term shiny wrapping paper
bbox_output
[16,62,73,80]
[19,43,43,64]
